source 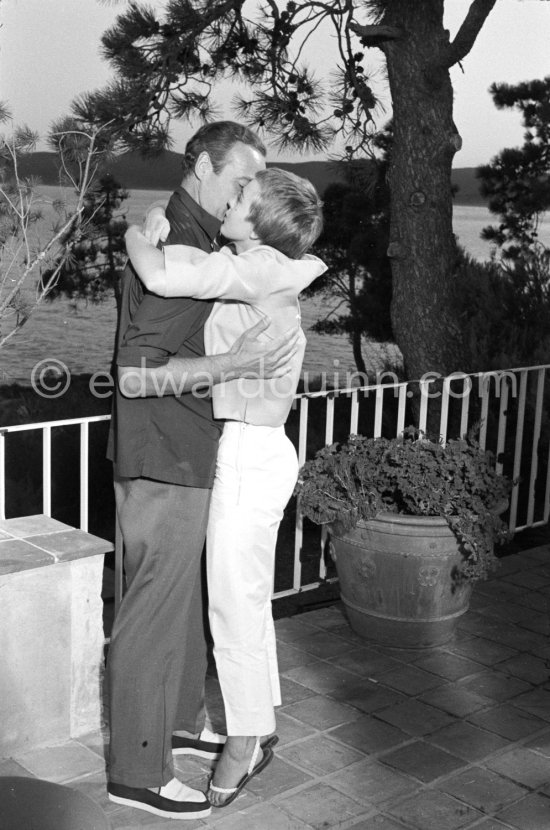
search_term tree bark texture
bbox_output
[378,0,468,379]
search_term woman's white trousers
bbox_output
[207,421,299,735]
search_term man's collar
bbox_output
[174,186,221,241]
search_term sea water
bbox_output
[0,188,548,387]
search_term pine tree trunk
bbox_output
[349,267,368,375]
[381,0,465,380]
[352,326,368,376]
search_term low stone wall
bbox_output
[0,515,113,755]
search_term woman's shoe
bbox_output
[262,733,279,750]
[208,738,273,808]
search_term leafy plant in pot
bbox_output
[295,427,513,648]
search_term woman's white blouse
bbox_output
[162,244,327,426]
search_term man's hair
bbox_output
[248,168,323,259]
[181,121,266,177]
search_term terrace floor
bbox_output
[2,545,550,830]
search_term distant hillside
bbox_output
[451,167,486,206]
[19,151,487,205]
[18,151,359,194]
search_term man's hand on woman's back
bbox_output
[228,318,299,379]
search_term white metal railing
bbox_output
[0,414,111,529]
[1,364,549,608]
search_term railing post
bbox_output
[509,370,528,532]
[459,377,471,439]
[374,386,383,438]
[527,368,545,526]
[495,382,509,477]
[80,421,89,531]
[479,377,490,451]
[349,389,359,435]
[0,430,5,520]
[325,396,335,445]
[396,385,407,436]
[418,378,430,433]
[42,426,52,516]
[292,396,310,593]
[440,378,450,441]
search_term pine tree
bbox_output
[79,0,509,377]
[41,173,128,307]
[306,154,392,377]
[477,76,550,260]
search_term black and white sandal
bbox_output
[208,738,274,808]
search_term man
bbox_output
[106,122,297,821]
[125,166,326,806]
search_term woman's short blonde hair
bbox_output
[247,168,323,259]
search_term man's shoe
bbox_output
[107,778,211,820]
[172,727,226,760]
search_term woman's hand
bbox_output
[125,225,167,295]
[142,205,170,246]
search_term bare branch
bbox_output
[347,21,403,46]
[445,0,498,68]
[0,208,81,316]
[0,122,113,348]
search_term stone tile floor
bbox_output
[2,545,550,829]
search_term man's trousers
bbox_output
[107,476,211,787]
[207,422,299,736]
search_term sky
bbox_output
[1,0,549,168]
